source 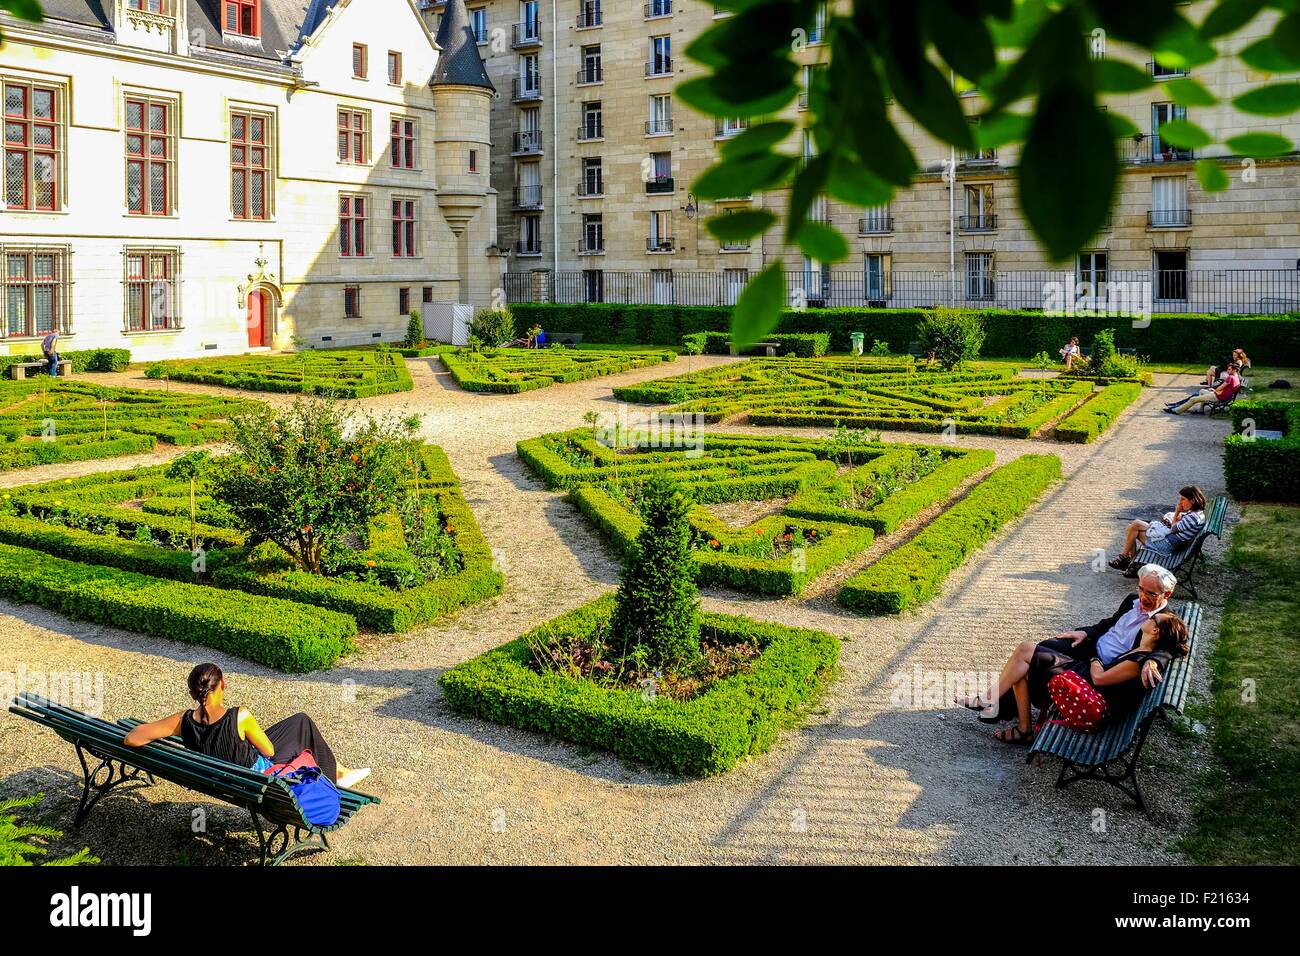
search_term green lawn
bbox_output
[1181,503,1300,864]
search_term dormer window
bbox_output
[224,0,260,38]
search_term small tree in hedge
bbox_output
[917,307,986,370]
[211,399,419,574]
[403,309,424,348]
[609,478,701,672]
[469,307,515,347]
[165,450,211,554]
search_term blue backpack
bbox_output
[276,765,341,827]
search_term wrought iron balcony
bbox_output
[1148,209,1192,228]
[512,129,542,154]
[645,176,674,194]
[646,236,675,252]
[958,214,997,231]
[513,185,544,209]
[859,215,894,235]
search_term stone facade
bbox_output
[442,0,1300,308]
[0,0,500,362]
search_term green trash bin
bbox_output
[850,332,865,356]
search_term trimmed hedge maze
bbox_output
[0,445,503,670]
[144,348,413,398]
[0,380,255,472]
[440,593,841,776]
[519,428,996,600]
[612,358,1117,439]
[440,347,676,394]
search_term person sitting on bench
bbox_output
[1108,485,1207,576]
[1206,348,1250,386]
[955,566,1183,744]
[1166,363,1241,414]
[1059,336,1082,370]
[123,663,371,789]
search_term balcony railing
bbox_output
[577,122,603,141]
[577,65,603,85]
[1123,135,1194,163]
[512,77,542,101]
[646,58,673,77]
[720,240,750,251]
[579,238,605,254]
[645,176,674,194]
[647,236,675,252]
[1148,61,1188,78]
[958,214,997,231]
[715,120,747,138]
[859,215,894,234]
[512,129,542,154]
[512,21,541,47]
[797,91,809,110]
[645,117,673,134]
[578,178,603,197]
[513,185,544,209]
[959,150,998,166]
[645,0,672,17]
[577,7,602,28]
[1148,208,1192,228]
[515,239,542,256]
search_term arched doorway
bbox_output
[246,289,269,347]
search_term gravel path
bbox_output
[0,359,1231,865]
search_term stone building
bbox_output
[0,0,500,361]
[437,0,1300,312]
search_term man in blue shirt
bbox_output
[41,330,60,377]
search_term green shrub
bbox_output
[0,542,356,671]
[1224,401,1300,502]
[441,347,673,394]
[403,310,424,348]
[837,454,1061,614]
[1054,382,1143,443]
[0,793,96,866]
[917,306,985,369]
[0,349,130,378]
[470,307,515,346]
[439,595,840,775]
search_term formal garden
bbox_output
[436,346,678,394]
[144,348,414,398]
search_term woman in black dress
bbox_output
[124,663,370,789]
[957,613,1189,744]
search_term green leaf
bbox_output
[1162,77,1218,106]
[1152,15,1220,67]
[1090,0,1182,45]
[927,0,997,82]
[825,155,895,207]
[885,56,976,149]
[1094,60,1154,93]
[843,109,918,186]
[1276,13,1300,66]
[794,220,850,264]
[692,153,796,200]
[705,210,777,243]
[719,122,796,160]
[1238,36,1300,72]
[676,76,798,119]
[731,262,786,352]
[973,112,1031,149]
[1019,86,1117,262]
[1156,119,1213,149]
[785,154,831,242]
[1225,131,1295,156]
[1195,158,1231,192]
[0,0,43,21]
[1199,0,1266,39]
[1234,83,1300,115]
[1105,112,1142,140]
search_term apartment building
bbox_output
[0,0,500,361]
[428,0,1300,313]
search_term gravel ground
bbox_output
[0,358,1230,865]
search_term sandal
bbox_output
[1107,555,1131,571]
[994,725,1035,745]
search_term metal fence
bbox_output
[503,269,1300,315]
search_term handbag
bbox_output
[266,750,341,827]
[1045,670,1108,732]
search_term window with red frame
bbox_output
[4,80,63,211]
[390,118,415,169]
[125,96,175,216]
[339,195,367,256]
[344,285,360,318]
[353,44,368,79]
[399,287,410,315]
[338,109,368,163]
[223,0,259,37]
[388,51,402,85]
[230,110,271,220]
[125,250,179,331]
[392,199,416,257]
[4,249,68,337]
[128,0,169,13]
[469,149,478,172]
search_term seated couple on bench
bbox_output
[956,565,1190,744]
[1108,485,1207,577]
[123,663,371,790]
[1165,362,1242,414]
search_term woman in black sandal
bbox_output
[124,663,371,789]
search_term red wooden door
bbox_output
[247,290,264,348]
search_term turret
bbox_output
[430,0,494,236]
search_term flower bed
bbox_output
[0,380,255,472]
[611,357,1102,440]
[439,594,840,775]
[0,444,502,668]
[519,429,988,598]
[144,348,413,398]
[441,346,676,394]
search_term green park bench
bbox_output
[1027,600,1201,812]
[9,691,379,866]
[1132,494,1229,599]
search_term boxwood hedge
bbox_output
[439,594,840,776]
[440,347,675,394]
[145,348,413,398]
[837,454,1062,614]
[1224,401,1300,502]
[1054,382,1144,443]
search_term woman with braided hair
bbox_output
[124,663,370,789]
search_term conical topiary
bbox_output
[610,478,701,671]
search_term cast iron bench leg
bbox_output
[73,742,153,827]
[251,810,330,867]
[1048,718,1155,812]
